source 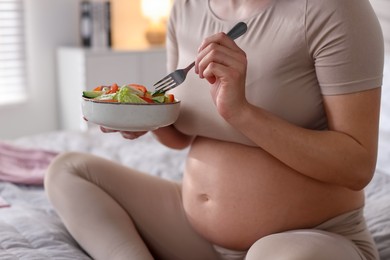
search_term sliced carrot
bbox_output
[165,94,175,103]
[93,86,103,91]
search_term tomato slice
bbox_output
[144,92,153,99]
[107,83,119,94]
[128,84,147,93]
[141,97,154,103]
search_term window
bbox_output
[0,0,27,104]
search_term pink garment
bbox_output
[0,142,58,185]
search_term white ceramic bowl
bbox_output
[82,97,181,131]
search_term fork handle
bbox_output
[184,61,196,73]
[226,22,248,40]
[185,23,247,74]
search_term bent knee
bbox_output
[246,231,360,260]
[246,233,298,260]
[44,152,88,197]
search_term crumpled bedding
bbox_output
[364,169,390,259]
[0,128,187,259]
[0,184,91,260]
[0,127,389,259]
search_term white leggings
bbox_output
[45,152,379,260]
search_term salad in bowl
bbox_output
[82,83,180,131]
[82,83,175,104]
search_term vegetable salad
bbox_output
[82,83,175,104]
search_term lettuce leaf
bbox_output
[116,86,146,103]
[94,93,117,100]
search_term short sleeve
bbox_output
[306,0,384,95]
[166,0,180,72]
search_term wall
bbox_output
[111,0,149,49]
[111,0,172,49]
[0,0,152,139]
[0,0,80,139]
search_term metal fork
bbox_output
[153,22,248,95]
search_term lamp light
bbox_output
[141,0,171,45]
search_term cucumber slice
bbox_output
[152,95,165,103]
[83,91,104,98]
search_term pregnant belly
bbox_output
[181,137,364,250]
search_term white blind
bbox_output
[0,0,27,104]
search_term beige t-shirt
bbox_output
[167,0,384,146]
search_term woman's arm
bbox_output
[196,32,381,191]
[229,88,381,191]
[100,124,193,150]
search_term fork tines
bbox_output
[153,76,176,94]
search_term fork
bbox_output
[152,22,248,95]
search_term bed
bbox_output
[0,127,187,259]
[1,5,390,260]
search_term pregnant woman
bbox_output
[45,0,384,259]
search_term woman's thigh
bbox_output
[246,230,366,260]
[45,152,220,260]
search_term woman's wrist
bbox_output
[224,101,254,128]
[152,125,193,150]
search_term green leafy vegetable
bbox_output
[116,86,146,103]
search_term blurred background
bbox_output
[0,0,388,140]
[0,0,172,139]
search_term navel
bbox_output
[198,193,211,202]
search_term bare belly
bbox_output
[182,137,364,250]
